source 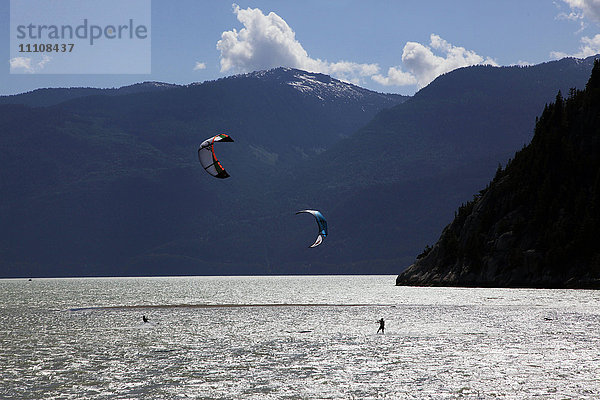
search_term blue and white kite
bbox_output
[296,209,328,248]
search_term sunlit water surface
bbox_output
[1,275,599,399]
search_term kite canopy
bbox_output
[296,209,328,248]
[198,134,234,179]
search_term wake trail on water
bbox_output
[68,303,394,312]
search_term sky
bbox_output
[2,0,600,96]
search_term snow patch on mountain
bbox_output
[237,67,406,104]
[286,71,367,101]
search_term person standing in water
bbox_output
[377,318,385,334]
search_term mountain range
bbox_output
[0,57,597,278]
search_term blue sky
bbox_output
[2,0,600,96]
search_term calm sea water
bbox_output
[1,275,599,399]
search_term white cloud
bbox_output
[373,34,497,89]
[551,33,600,58]
[552,1,600,59]
[557,10,584,21]
[217,4,379,85]
[372,66,417,86]
[37,55,51,69]
[194,62,206,71]
[217,6,495,91]
[10,57,34,73]
[512,60,534,67]
[324,61,380,85]
[9,55,51,73]
[561,0,600,23]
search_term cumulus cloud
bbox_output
[373,34,497,89]
[372,66,417,86]
[217,5,496,91]
[217,4,379,85]
[551,33,600,58]
[193,62,206,70]
[10,55,51,73]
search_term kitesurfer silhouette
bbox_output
[142,315,149,323]
[377,318,385,334]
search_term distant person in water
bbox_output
[142,315,149,323]
[377,318,385,334]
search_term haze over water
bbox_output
[1,275,599,399]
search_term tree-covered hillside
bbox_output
[397,61,600,288]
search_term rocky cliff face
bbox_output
[397,61,600,289]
